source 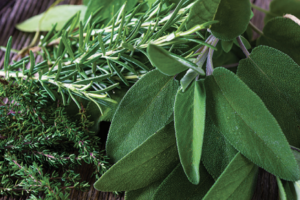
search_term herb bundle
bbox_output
[2,0,300,199]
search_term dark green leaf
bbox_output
[205,67,300,181]
[174,80,206,185]
[203,153,258,200]
[16,5,86,32]
[94,123,179,192]
[221,40,233,53]
[153,163,214,200]
[237,46,300,148]
[125,180,161,200]
[106,70,179,163]
[147,44,204,76]
[265,0,300,23]
[187,0,251,40]
[201,114,237,180]
[258,17,300,65]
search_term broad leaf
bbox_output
[221,40,234,53]
[203,153,258,200]
[84,0,139,24]
[205,67,300,181]
[187,0,251,40]
[258,17,300,65]
[125,180,161,200]
[237,46,300,148]
[202,114,237,180]
[94,123,179,192]
[174,80,206,184]
[265,0,300,23]
[106,70,179,163]
[277,177,287,200]
[153,163,214,200]
[147,44,204,76]
[16,5,86,32]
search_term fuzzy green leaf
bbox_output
[174,80,205,185]
[237,46,300,148]
[205,67,300,181]
[147,44,204,76]
[265,0,300,23]
[106,70,179,163]
[84,0,138,24]
[221,40,233,53]
[203,153,258,200]
[258,17,300,65]
[201,114,237,180]
[125,180,161,200]
[187,0,251,40]
[153,163,214,200]
[16,5,86,32]
[94,123,179,192]
[277,177,287,200]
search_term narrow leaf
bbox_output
[174,80,206,185]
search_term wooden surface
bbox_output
[0,0,275,199]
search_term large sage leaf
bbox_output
[153,163,214,200]
[125,180,161,200]
[187,0,251,40]
[202,114,237,180]
[16,5,86,32]
[258,17,300,65]
[203,153,258,200]
[174,80,206,184]
[205,67,300,181]
[84,0,138,24]
[237,46,300,148]
[265,0,300,23]
[94,123,179,192]
[106,70,179,163]
[147,44,204,76]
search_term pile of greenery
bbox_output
[1,0,300,199]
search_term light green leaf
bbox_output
[205,67,300,181]
[84,0,139,24]
[94,123,179,192]
[201,114,237,180]
[187,0,251,40]
[265,0,300,23]
[174,80,206,185]
[221,40,233,53]
[106,70,179,163]
[203,153,258,200]
[277,177,287,200]
[258,17,300,65]
[295,180,300,200]
[147,44,204,76]
[125,180,161,200]
[180,69,199,92]
[283,181,297,200]
[153,163,214,200]
[16,5,86,32]
[237,46,300,148]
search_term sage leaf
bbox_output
[265,0,300,23]
[180,69,199,92]
[174,80,206,185]
[106,70,179,163]
[295,180,300,200]
[284,181,298,200]
[16,5,86,32]
[187,0,251,40]
[221,40,233,53]
[203,153,258,200]
[258,17,300,65]
[94,123,179,192]
[237,46,300,148]
[201,114,237,180]
[205,67,300,181]
[153,163,214,200]
[277,177,287,200]
[125,180,161,200]
[84,0,139,24]
[147,44,204,76]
